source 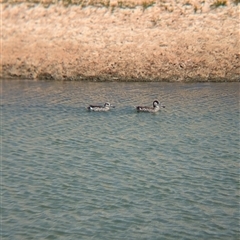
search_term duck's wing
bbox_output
[89,104,103,108]
[136,106,151,111]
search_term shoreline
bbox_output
[2,75,239,82]
[2,2,240,82]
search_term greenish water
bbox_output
[1,80,239,239]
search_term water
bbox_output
[1,80,239,240]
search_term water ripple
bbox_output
[2,80,239,239]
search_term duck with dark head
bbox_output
[87,102,115,112]
[136,100,165,113]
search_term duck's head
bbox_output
[104,102,111,107]
[104,102,115,108]
[153,100,165,108]
[153,100,160,108]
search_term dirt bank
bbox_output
[2,1,240,81]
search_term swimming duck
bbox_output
[136,100,165,113]
[87,102,114,112]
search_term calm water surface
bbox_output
[2,80,240,239]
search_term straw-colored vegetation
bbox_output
[210,0,227,7]
[2,0,239,9]
[2,0,157,8]
[2,0,239,81]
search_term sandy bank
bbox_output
[1,1,240,81]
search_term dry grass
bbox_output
[0,0,240,81]
[2,0,239,9]
[2,0,157,8]
[2,0,239,81]
[210,0,227,8]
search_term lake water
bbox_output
[2,80,239,239]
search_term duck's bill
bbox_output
[161,105,166,108]
[111,105,116,108]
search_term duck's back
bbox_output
[88,105,109,111]
[136,105,160,113]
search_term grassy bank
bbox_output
[3,0,240,11]
[2,1,240,81]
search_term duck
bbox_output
[136,100,165,113]
[87,102,115,112]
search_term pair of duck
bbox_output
[88,100,165,113]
